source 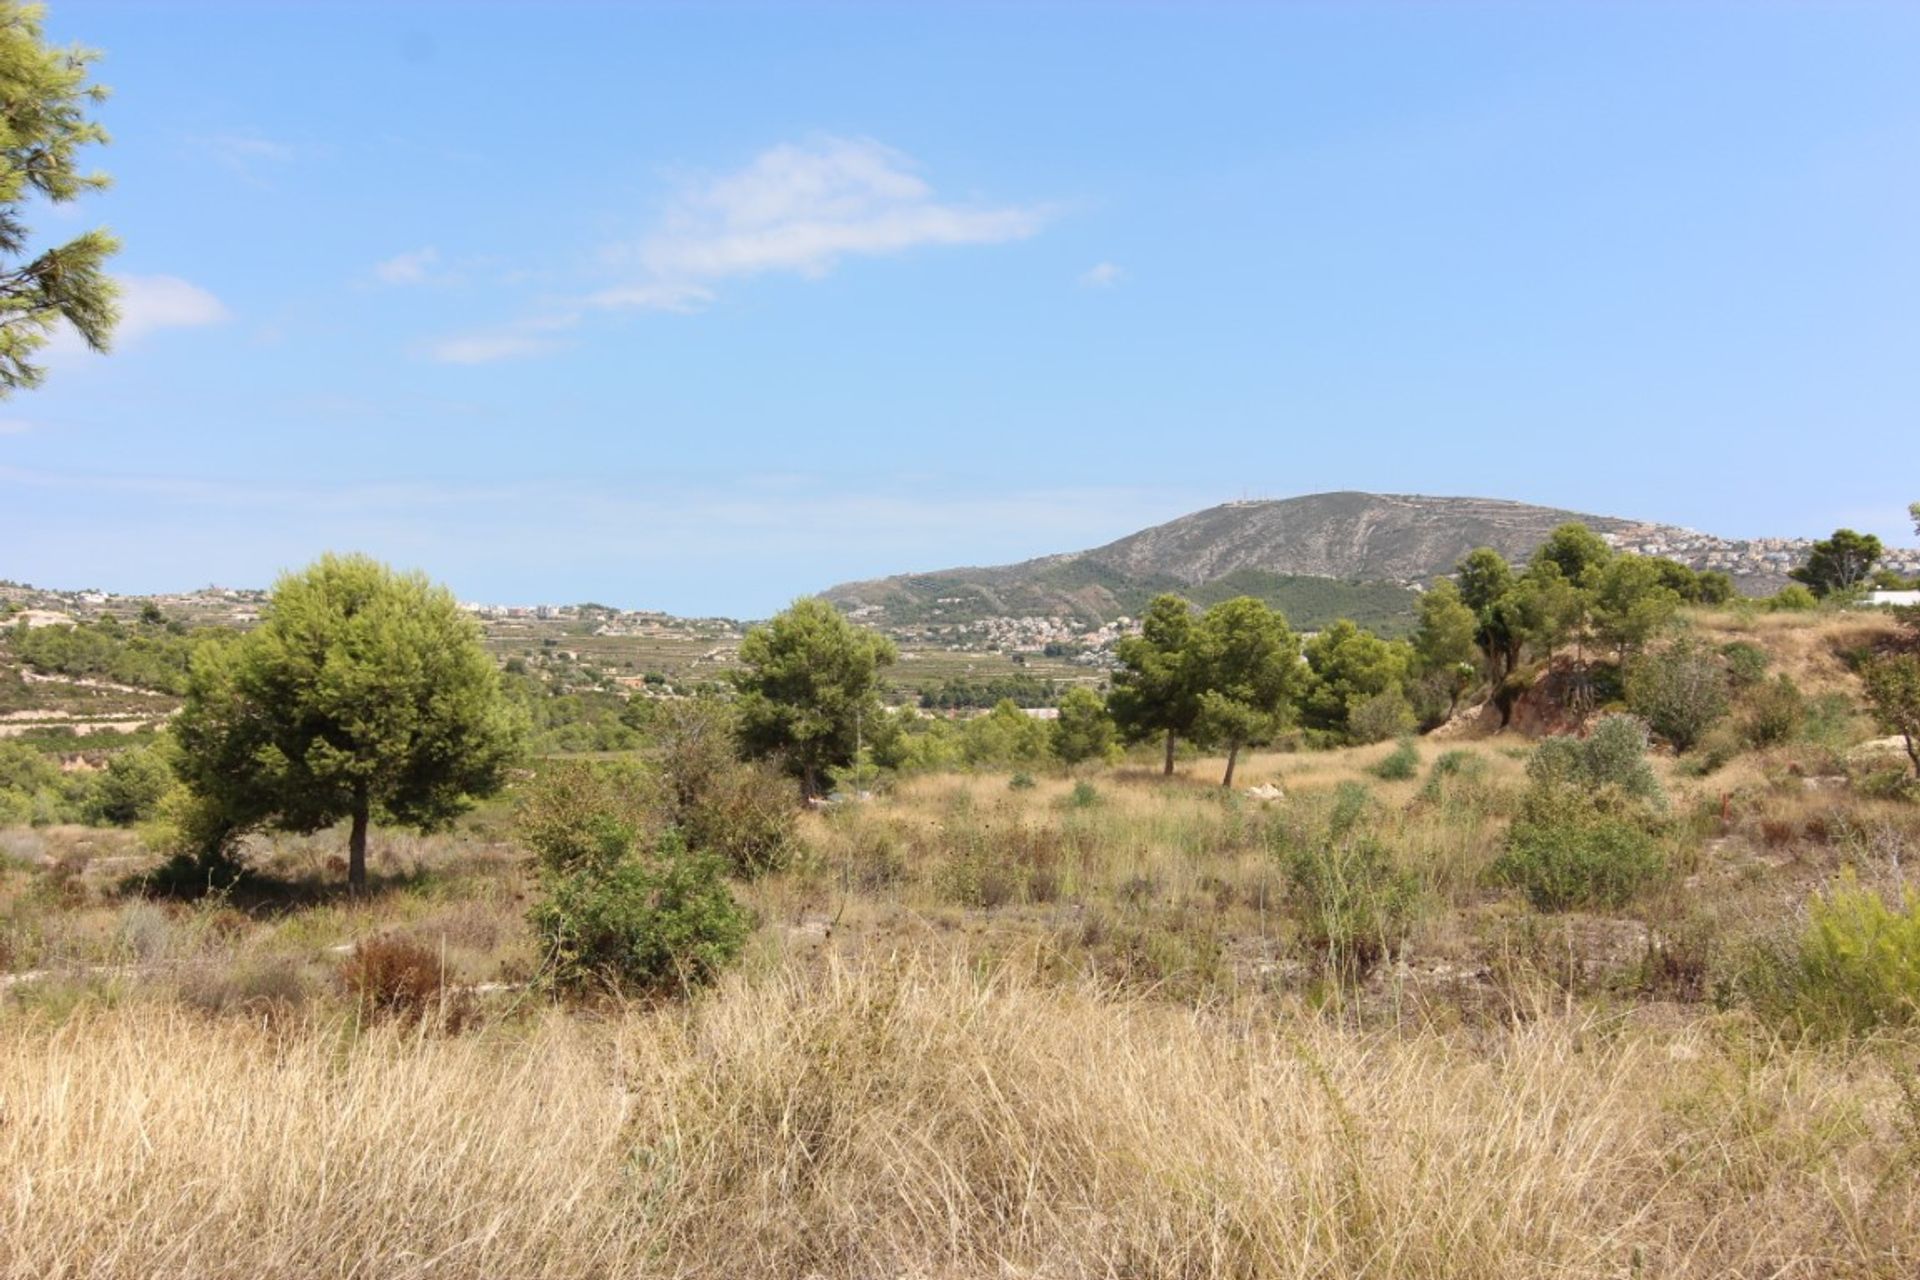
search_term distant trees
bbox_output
[731,598,897,799]
[0,2,119,394]
[1301,620,1412,743]
[172,554,524,890]
[1791,529,1883,598]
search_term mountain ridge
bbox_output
[820,491,1913,633]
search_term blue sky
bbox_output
[4,1,1918,617]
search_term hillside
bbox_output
[820,490,1887,630]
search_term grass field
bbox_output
[3,607,1919,1277]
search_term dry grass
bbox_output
[3,956,1917,1279]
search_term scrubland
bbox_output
[4,609,1920,1279]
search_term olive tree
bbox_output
[172,554,524,890]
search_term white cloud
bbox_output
[599,136,1048,308]
[115,275,230,342]
[425,332,560,365]
[426,136,1049,360]
[583,280,715,313]
[425,311,579,364]
[373,246,440,285]
[1079,261,1125,288]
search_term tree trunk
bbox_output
[801,762,820,802]
[1905,730,1919,778]
[1221,742,1240,788]
[348,799,370,893]
[1163,729,1176,777]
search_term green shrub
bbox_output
[1741,674,1806,748]
[1285,835,1419,976]
[679,758,795,877]
[515,760,659,877]
[1368,737,1420,781]
[1720,641,1770,689]
[1347,688,1417,746]
[1008,771,1037,792]
[1494,791,1667,911]
[1769,584,1818,612]
[1527,714,1666,810]
[1626,640,1729,752]
[530,829,749,997]
[1067,779,1101,808]
[1740,875,1920,1037]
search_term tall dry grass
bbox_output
[5,954,1917,1278]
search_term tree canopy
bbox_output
[1190,596,1302,786]
[731,598,897,798]
[1791,529,1883,598]
[172,554,524,889]
[0,2,119,394]
[1110,593,1202,775]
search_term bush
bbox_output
[1527,714,1666,810]
[1741,674,1806,748]
[1495,790,1667,911]
[1008,771,1036,791]
[1721,641,1770,689]
[338,936,444,1022]
[678,758,795,877]
[1741,875,1920,1037]
[1368,736,1420,781]
[530,829,749,997]
[1347,688,1417,746]
[1769,584,1818,612]
[1626,640,1729,753]
[1285,835,1419,976]
[515,760,659,877]
[1067,779,1101,808]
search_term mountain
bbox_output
[819,491,1807,633]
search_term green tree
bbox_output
[1862,653,1920,776]
[171,554,523,890]
[1530,523,1613,585]
[1301,619,1411,743]
[1455,548,1523,681]
[1410,579,1479,720]
[1110,593,1201,776]
[1455,547,1514,615]
[1189,596,1302,786]
[960,698,1053,767]
[1590,555,1681,659]
[1051,686,1116,766]
[1791,529,1884,598]
[0,3,119,394]
[731,598,896,799]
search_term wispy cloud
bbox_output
[115,275,230,342]
[422,136,1050,359]
[0,418,35,436]
[613,136,1050,294]
[1079,261,1125,288]
[425,311,579,365]
[191,132,296,183]
[372,246,440,285]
